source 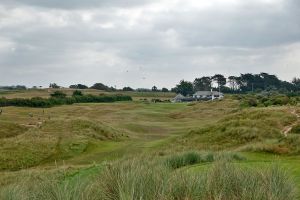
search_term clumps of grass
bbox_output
[99,159,169,200]
[98,153,296,200]
[204,161,297,200]
[0,177,98,200]
[0,151,297,200]
[165,151,205,169]
[164,151,245,169]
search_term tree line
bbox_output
[2,72,299,96]
[171,73,300,96]
[50,83,170,93]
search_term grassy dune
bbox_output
[0,90,300,199]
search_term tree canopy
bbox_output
[172,72,299,95]
[172,80,194,96]
[69,84,88,89]
[90,83,115,91]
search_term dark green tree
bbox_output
[152,86,158,92]
[91,83,111,91]
[173,80,194,96]
[228,76,239,91]
[49,83,60,89]
[260,73,281,90]
[212,74,226,89]
[292,78,300,91]
[123,87,134,91]
[70,84,88,89]
[162,88,169,92]
[193,76,212,91]
[72,90,83,96]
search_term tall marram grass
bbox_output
[0,177,100,200]
[0,151,297,200]
[99,153,297,200]
[164,151,245,169]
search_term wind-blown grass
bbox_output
[2,152,296,200]
[98,152,297,200]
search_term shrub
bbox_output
[247,98,258,107]
[0,95,132,108]
[122,87,134,91]
[72,90,83,96]
[50,91,67,98]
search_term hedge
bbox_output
[0,95,132,108]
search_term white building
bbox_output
[193,91,224,101]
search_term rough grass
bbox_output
[0,118,128,170]
[181,107,299,153]
[164,151,245,169]
[291,124,300,134]
[2,152,295,200]
[0,102,189,170]
[0,121,28,138]
[97,153,297,200]
[1,92,300,198]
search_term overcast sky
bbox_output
[0,0,299,88]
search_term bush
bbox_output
[237,93,300,108]
[50,91,67,98]
[0,95,132,108]
[72,90,83,96]
[122,87,134,91]
[247,98,258,107]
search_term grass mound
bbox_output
[70,119,126,141]
[0,121,28,138]
[185,108,296,151]
[0,119,126,170]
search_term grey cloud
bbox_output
[0,0,155,9]
[0,0,299,88]
[153,1,300,48]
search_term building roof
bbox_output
[194,91,223,96]
[173,94,185,100]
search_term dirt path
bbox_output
[282,109,300,136]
